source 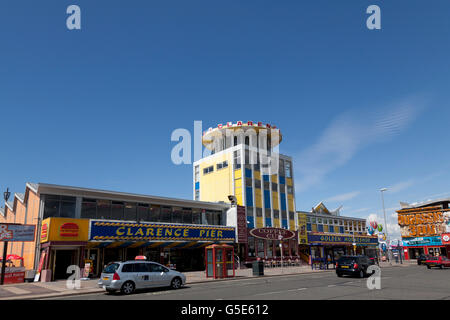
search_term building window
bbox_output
[273,210,280,219]
[267,240,273,258]
[195,189,200,201]
[194,166,200,182]
[285,161,292,178]
[234,151,241,169]
[217,161,228,170]
[137,203,150,221]
[43,195,76,218]
[256,208,263,217]
[257,239,265,258]
[287,186,293,194]
[81,198,97,219]
[264,208,271,219]
[254,179,261,189]
[289,212,295,220]
[97,200,112,220]
[148,205,160,222]
[172,207,183,224]
[109,201,123,220]
[203,166,214,175]
[192,209,201,225]
[182,208,193,224]
[271,182,277,191]
[160,206,172,223]
[248,236,256,257]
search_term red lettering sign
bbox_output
[236,206,248,244]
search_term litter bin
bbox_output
[252,260,264,276]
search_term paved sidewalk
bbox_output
[0,260,414,300]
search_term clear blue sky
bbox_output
[1,1,450,239]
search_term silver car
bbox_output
[98,261,186,294]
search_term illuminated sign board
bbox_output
[89,220,236,242]
[397,207,450,238]
[307,233,378,245]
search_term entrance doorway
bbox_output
[53,250,77,280]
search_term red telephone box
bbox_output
[205,244,235,279]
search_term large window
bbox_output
[81,198,97,219]
[203,166,214,175]
[194,166,200,182]
[97,200,112,219]
[285,161,292,178]
[267,240,273,258]
[111,201,124,220]
[124,203,137,221]
[160,206,172,222]
[148,205,160,222]
[257,239,265,258]
[192,209,201,224]
[43,195,76,218]
[172,207,183,224]
[137,203,149,221]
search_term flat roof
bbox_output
[33,182,230,211]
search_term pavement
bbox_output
[0,260,416,300]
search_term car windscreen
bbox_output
[338,257,356,264]
[103,263,120,273]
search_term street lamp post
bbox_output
[380,188,390,263]
[279,235,283,273]
[1,188,11,285]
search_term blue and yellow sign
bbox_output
[308,233,378,245]
[89,220,236,242]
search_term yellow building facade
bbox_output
[193,121,297,231]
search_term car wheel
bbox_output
[120,281,135,295]
[440,265,443,269]
[337,273,343,277]
[171,277,182,289]
[427,265,431,269]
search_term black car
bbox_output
[417,254,430,265]
[336,255,374,278]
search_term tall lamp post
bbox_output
[380,188,390,263]
[1,188,11,285]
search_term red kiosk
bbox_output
[205,244,235,279]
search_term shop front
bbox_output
[402,236,447,259]
[39,217,89,281]
[307,233,379,266]
[40,217,236,280]
[244,227,299,266]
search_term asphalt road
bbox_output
[47,265,450,300]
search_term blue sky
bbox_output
[1,1,450,239]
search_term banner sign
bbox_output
[307,233,378,245]
[402,236,442,247]
[236,206,248,244]
[397,207,450,238]
[89,220,236,242]
[0,224,35,242]
[250,227,295,240]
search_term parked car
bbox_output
[336,255,374,278]
[417,254,430,265]
[98,260,186,294]
[423,256,450,269]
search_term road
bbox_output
[46,265,450,300]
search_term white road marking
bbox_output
[256,288,307,295]
[328,285,337,287]
[2,286,31,295]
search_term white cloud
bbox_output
[388,180,415,193]
[325,191,360,202]
[294,95,426,192]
